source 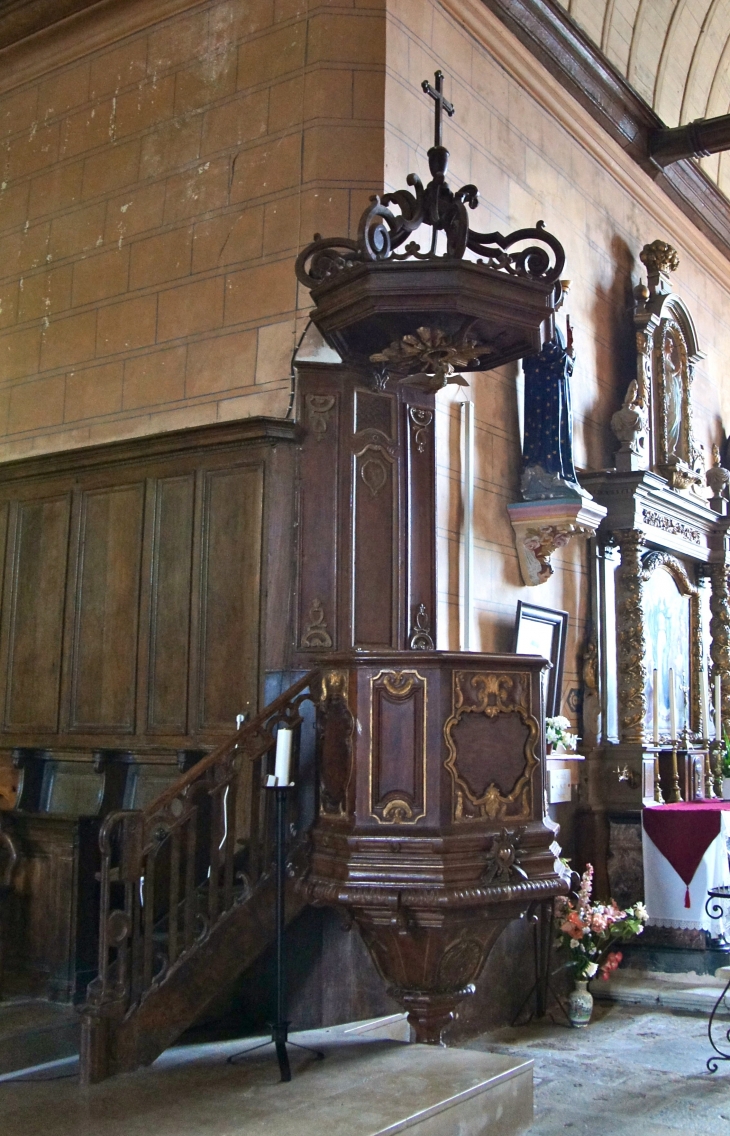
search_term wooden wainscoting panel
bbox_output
[147,474,195,734]
[2,496,70,732]
[198,463,263,731]
[69,484,145,732]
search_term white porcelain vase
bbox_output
[568,979,593,1027]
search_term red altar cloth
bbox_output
[642,802,730,907]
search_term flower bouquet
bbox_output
[545,715,578,754]
[555,864,648,1025]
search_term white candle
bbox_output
[653,668,659,744]
[274,727,293,786]
[701,667,710,740]
[669,668,677,743]
[716,674,722,741]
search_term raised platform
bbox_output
[594,967,729,1014]
[2,1017,533,1136]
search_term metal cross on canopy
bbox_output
[421,70,454,148]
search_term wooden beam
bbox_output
[650,114,730,167]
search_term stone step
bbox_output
[594,967,730,1014]
[3,1020,534,1136]
[0,999,79,1075]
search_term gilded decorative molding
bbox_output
[444,671,538,822]
[305,394,336,441]
[301,598,333,649]
[641,551,701,737]
[315,669,349,705]
[408,407,434,453]
[380,671,422,698]
[641,508,701,545]
[408,603,434,650]
[633,247,705,495]
[615,530,647,743]
[369,670,427,825]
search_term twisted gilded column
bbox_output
[709,561,730,739]
[616,530,647,743]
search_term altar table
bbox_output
[642,802,730,936]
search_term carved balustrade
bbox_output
[80,671,318,1082]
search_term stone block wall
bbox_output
[0,0,385,460]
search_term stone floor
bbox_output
[469,999,730,1136]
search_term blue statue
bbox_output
[521,321,588,500]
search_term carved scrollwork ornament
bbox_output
[481,827,528,886]
[301,598,333,649]
[294,71,564,292]
[444,672,538,821]
[408,407,434,453]
[305,393,335,441]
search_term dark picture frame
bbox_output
[513,601,569,718]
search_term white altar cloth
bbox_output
[642,810,730,935]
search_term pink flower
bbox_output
[600,950,623,980]
[591,912,608,933]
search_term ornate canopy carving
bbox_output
[294,72,565,380]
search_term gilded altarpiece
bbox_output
[581,242,728,899]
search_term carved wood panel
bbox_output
[444,671,539,822]
[296,365,436,657]
[1,496,70,731]
[369,669,426,824]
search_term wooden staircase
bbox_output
[79,672,318,1084]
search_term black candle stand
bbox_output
[228,784,324,1082]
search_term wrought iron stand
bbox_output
[705,885,730,1072]
[229,785,324,1081]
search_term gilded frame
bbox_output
[444,670,539,822]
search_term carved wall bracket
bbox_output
[507,498,607,586]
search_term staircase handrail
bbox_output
[85,669,319,1026]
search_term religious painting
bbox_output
[513,601,568,717]
[640,553,701,744]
